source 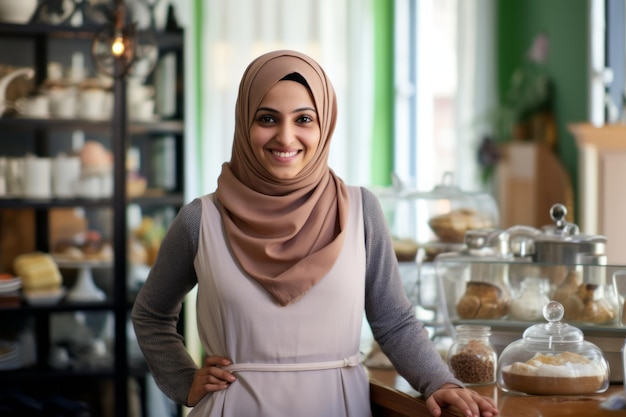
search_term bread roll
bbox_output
[428,208,493,243]
[13,252,62,291]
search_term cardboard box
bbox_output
[494,141,574,229]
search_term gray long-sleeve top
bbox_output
[130,187,462,406]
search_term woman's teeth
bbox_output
[273,151,298,158]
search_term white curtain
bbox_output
[455,0,497,191]
[190,0,374,195]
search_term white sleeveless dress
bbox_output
[189,186,371,417]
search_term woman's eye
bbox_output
[258,115,276,123]
[297,115,313,123]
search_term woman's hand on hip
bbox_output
[187,356,237,406]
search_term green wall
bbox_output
[370,0,395,187]
[497,0,589,212]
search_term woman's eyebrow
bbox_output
[255,107,279,114]
[255,106,317,114]
[293,107,317,113]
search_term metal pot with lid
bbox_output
[532,203,607,265]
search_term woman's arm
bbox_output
[130,199,202,405]
[360,187,463,398]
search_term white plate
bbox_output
[0,278,22,293]
[23,288,66,306]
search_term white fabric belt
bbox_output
[222,353,362,373]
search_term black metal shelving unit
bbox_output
[0,8,185,417]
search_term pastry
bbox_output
[501,351,606,395]
[52,239,84,261]
[456,281,508,319]
[428,208,493,243]
[13,252,62,292]
[552,269,580,305]
[51,231,113,263]
[562,283,616,324]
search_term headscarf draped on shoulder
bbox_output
[215,50,349,306]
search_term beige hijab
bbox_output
[215,50,349,306]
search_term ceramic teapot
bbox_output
[0,67,35,116]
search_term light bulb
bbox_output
[112,36,125,57]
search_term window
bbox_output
[394,0,496,193]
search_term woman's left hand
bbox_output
[425,383,498,417]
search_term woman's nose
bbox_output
[275,123,293,145]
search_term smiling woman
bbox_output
[131,50,498,417]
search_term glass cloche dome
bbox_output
[496,301,610,395]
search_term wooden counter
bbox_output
[368,368,626,417]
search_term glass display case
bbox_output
[373,172,499,327]
[435,204,626,382]
[375,172,499,262]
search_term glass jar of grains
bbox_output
[447,325,497,385]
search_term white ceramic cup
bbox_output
[76,174,103,199]
[16,95,50,118]
[48,87,78,119]
[23,156,52,198]
[130,98,155,121]
[78,88,107,120]
[47,62,64,81]
[52,154,81,198]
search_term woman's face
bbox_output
[250,80,321,180]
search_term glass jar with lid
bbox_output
[497,301,610,395]
[447,324,497,385]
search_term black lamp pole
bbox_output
[111,0,129,416]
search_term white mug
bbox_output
[76,174,103,199]
[52,154,81,198]
[16,95,49,118]
[48,86,77,119]
[23,156,52,198]
[130,98,155,121]
[78,88,107,120]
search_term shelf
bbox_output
[0,197,112,209]
[0,300,116,313]
[129,119,185,135]
[0,22,183,41]
[0,116,184,134]
[130,192,184,207]
[450,318,626,336]
[0,366,116,381]
[0,194,183,209]
[0,22,100,37]
[0,360,149,380]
